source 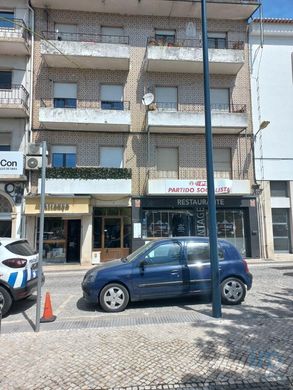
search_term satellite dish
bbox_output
[142,93,154,106]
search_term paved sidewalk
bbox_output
[1,318,292,390]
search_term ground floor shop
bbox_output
[0,183,23,239]
[131,195,260,258]
[25,196,132,264]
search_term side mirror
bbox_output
[139,259,146,271]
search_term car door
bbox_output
[131,241,184,299]
[185,240,224,294]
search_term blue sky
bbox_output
[261,0,293,18]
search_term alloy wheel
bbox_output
[104,286,125,310]
[222,279,244,303]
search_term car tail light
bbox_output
[243,258,249,273]
[3,258,27,268]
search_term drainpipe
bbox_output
[28,0,34,145]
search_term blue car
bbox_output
[82,237,253,313]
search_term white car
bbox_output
[0,238,42,316]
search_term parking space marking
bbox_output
[54,294,75,316]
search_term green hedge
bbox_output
[42,167,132,180]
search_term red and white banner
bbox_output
[149,179,233,195]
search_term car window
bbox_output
[145,242,181,266]
[186,242,224,264]
[5,240,36,256]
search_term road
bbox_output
[2,261,293,332]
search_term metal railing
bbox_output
[0,84,29,110]
[151,102,247,113]
[0,18,29,42]
[42,31,129,45]
[147,36,244,50]
[40,98,130,110]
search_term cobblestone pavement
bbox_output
[1,318,293,390]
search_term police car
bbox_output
[0,238,41,316]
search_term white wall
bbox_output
[250,22,293,180]
[0,119,27,151]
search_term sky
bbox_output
[261,0,293,19]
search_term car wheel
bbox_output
[99,283,129,313]
[221,277,246,305]
[0,286,13,317]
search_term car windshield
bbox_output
[124,241,155,262]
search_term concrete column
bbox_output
[289,181,293,253]
[26,216,36,248]
[81,214,92,265]
[260,181,274,259]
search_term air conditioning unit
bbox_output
[25,156,43,170]
[27,143,42,155]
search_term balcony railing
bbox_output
[40,98,130,110]
[147,36,244,50]
[0,84,29,109]
[42,31,129,45]
[150,102,247,113]
[0,18,29,41]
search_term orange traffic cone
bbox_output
[40,292,56,323]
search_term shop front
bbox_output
[25,196,91,264]
[131,180,260,258]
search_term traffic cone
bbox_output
[40,292,56,323]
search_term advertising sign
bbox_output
[0,152,24,175]
[149,179,233,195]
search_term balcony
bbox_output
[0,19,30,55]
[31,1,259,20]
[38,167,132,196]
[0,85,29,117]
[147,103,248,134]
[41,31,130,70]
[145,37,245,74]
[39,99,131,131]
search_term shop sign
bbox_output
[44,203,70,212]
[149,179,232,195]
[25,197,90,215]
[0,152,23,175]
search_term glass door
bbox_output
[272,209,290,252]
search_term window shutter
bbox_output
[51,145,76,154]
[101,26,124,36]
[54,83,77,99]
[156,87,177,104]
[213,148,231,177]
[0,133,11,145]
[100,85,123,101]
[100,147,123,168]
[55,24,77,34]
[157,148,178,178]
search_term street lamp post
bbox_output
[201,0,222,318]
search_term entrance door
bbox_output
[102,217,124,261]
[66,220,81,262]
[272,209,290,252]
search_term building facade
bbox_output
[0,0,32,239]
[25,0,260,264]
[250,19,293,259]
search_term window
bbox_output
[54,24,77,40]
[101,26,124,43]
[272,209,290,252]
[0,133,11,151]
[155,29,175,44]
[0,11,14,28]
[0,71,12,89]
[100,146,123,168]
[145,242,181,266]
[157,147,178,178]
[208,32,227,49]
[155,86,177,111]
[100,84,124,110]
[213,148,232,178]
[51,145,76,168]
[210,88,230,112]
[186,241,224,264]
[270,181,288,197]
[54,83,77,108]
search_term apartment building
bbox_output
[250,19,293,259]
[26,0,260,264]
[0,0,32,239]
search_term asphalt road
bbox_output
[2,261,293,331]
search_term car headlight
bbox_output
[84,272,96,284]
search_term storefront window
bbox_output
[0,194,12,237]
[38,218,66,263]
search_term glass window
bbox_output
[51,145,76,168]
[0,71,12,89]
[157,147,178,178]
[145,242,181,266]
[54,83,77,108]
[0,145,10,151]
[208,32,227,49]
[155,29,175,44]
[270,181,288,197]
[100,84,123,110]
[0,11,14,28]
[155,86,177,111]
[272,209,290,252]
[0,221,11,237]
[54,24,77,40]
[0,195,12,212]
[100,147,123,168]
[101,26,124,43]
[186,241,224,264]
[213,148,231,178]
[5,240,35,256]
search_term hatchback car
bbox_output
[0,238,41,316]
[82,237,253,313]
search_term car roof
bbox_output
[0,238,28,245]
[151,237,233,245]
